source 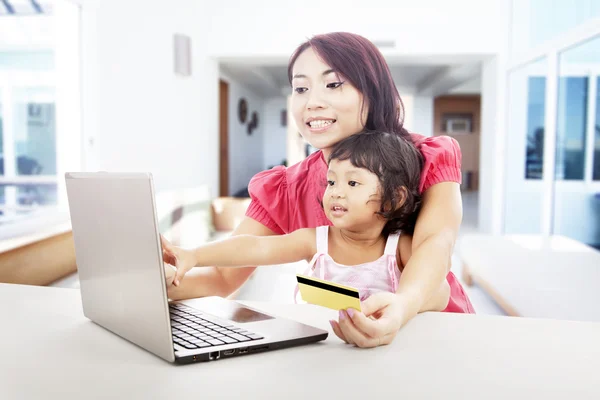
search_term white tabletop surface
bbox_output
[1,283,599,399]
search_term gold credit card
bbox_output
[296,274,361,312]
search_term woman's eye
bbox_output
[327,180,335,186]
[348,181,358,187]
[326,82,344,89]
[294,87,308,94]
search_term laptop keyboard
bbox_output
[169,303,264,350]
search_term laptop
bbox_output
[65,172,328,364]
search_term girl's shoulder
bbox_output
[288,227,318,257]
[395,232,413,272]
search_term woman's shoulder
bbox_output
[246,151,327,234]
[285,150,327,185]
[249,150,326,189]
[409,133,462,192]
[409,133,461,157]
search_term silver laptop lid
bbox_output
[65,172,175,362]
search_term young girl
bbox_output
[162,131,451,326]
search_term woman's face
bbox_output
[290,47,368,156]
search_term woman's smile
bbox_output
[305,116,337,133]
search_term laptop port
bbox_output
[239,347,249,354]
[223,349,236,356]
[208,351,220,360]
[251,345,269,353]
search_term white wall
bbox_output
[400,93,415,134]
[390,86,434,137]
[412,96,434,137]
[395,86,434,137]
[81,0,219,195]
[79,0,508,206]
[263,97,287,170]
[479,55,508,234]
[220,73,266,195]
[207,0,506,58]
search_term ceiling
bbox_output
[220,61,481,98]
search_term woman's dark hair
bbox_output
[328,131,423,235]
[288,32,409,138]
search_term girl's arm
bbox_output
[395,182,461,318]
[193,228,316,268]
[165,218,278,301]
[397,234,450,312]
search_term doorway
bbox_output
[219,80,229,197]
[433,94,481,231]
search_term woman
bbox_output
[165,32,475,348]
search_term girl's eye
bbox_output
[294,87,308,94]
[327,180,335,186]
[326,82,344,89]
[348,181,359,187]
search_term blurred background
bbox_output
[1,0,599,321]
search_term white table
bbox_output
[1,283,599,399]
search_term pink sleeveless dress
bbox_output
[295,226,401,302]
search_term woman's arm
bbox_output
[397,233,450,312]
[395,182,462,318]
[193,228,315,268]
[166,217,280,301]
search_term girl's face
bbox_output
[291,47,368,157]
[323,159,384,230]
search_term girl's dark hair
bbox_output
[328,131,423,235]
[288,32,410,138]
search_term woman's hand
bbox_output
[161,235,197,287]
[330,292,410,348]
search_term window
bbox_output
[504,58,548,234]
[552,34,600,247]
[507,1,600,247]
[0,54,58,221]
[525,77,546,179]
[594,76,600,181]
[555,77,588,180]
[0,3,81,233]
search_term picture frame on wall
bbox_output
[281,109,287,127]
[441,113,473,133]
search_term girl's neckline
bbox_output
[322,252,388,268]
[325,227,390,267]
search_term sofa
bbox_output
[458,233,600,322]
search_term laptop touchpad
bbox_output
[201,299,274,323]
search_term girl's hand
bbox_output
[161,235,197,286]
[164,262,177,288]
[330,292,410,348]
